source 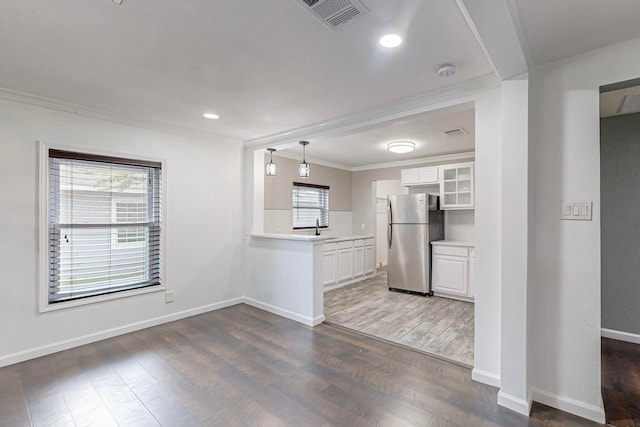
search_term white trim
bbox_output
[601,327,640,344]
[454,1,499,78]
[323,273,376,291]
[497,390,532,416]
[0,86,233,141]
[350,151,475,172]
[273,151,352,171]
[472,368,501,387]
[37,141,168,313]
[243,297,325,327]
[244,74,500,150]
[531,387,606,424]
[273,150,475,172]
[0,297,245,368]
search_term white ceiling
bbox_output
[2,0,640,166]
[0,0,491,140]
[276,103,475,168]
[513,0,640,66]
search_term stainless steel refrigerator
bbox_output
[387,194,444,296]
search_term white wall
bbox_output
[0,98,245,365]
[528,38,640,422]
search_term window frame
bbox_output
[292,181,330,230]
[38,142,166,312]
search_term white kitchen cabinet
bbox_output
[401,166,439,186]
[364,239,375,274]
[337,240,354,283]
[323,236,376,289]
[323,243,338,287]
[431,241,474,301]
[353,240,364,278]
[439,162,474,209]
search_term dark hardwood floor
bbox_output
[602,337,640,426]
[0,304,599,426]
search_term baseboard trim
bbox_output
[243,297,325,326]
[497,390,532,416]
[323,274,375,292]
[531,388,606,424]
[601,327,640,344]
[0,297,245,368]
[472,368,500,387]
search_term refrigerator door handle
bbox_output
[388,199,393,249]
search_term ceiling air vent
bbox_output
[444,128,469,137]
[296,0,368,29]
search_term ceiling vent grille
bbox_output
[296,0,368,29]
[444,128,469,137]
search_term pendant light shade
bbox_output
[298,141,310,178]
[265,148,277,176]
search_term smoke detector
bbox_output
[296,0,368,29]
[444,128,468,137]
[437,63,456,78]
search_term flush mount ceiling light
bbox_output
[298,141,310,178]
[112,0,123,4]
[437,63,456,78]
[203,112,219,119]
[379,34,402,48]
[387,141,415,154]
[265,148,277,177]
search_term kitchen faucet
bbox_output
[315,218,321,236]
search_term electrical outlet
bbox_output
[361,223,365,230]
[165,291,174,303]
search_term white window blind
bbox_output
[48,149,161,303]
[292,182,329,229]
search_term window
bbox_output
[292,182,329,229]
[47,149,162,304]
[115,202,147,243]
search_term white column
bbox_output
[498,76,531,415]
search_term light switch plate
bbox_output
[561,201,592,220]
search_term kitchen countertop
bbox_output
[248,233,330,242]
[324,235,374,243]
[431,240,475,248]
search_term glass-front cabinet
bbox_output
[439,162,474,209]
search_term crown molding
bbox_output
[271,151,352,171]
[243,73,500,150]
[0,86,238,142]
[350,151,475,171]
[269,150,475,172]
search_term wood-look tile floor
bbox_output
[324,269,474,367]
[0,304,597,426]
[602,337,640,426]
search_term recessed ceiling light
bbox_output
[203,113,220,120]
[379,34,402,48]
[387,141,415,153]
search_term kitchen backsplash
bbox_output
[264,209,353,236]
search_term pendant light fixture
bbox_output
[265,148,277,176]
[298,141,310,178]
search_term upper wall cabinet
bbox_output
[400,166,439,186]
[440,162,474,210]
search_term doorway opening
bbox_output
[599,77,640,426]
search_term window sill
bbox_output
[39,285,166,313]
